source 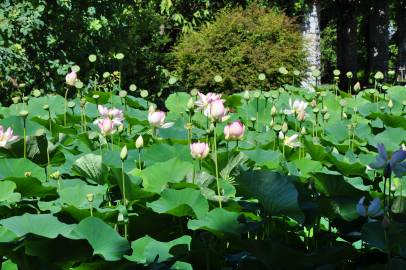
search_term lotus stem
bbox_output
[64,86,69,126]
[23,118,27,159]
[213,123,222,208]
[121,160,128,239]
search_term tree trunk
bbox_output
[366,0,389,74]
[396,0,406,77]
[336,0,358,79]
[301,0,321,90]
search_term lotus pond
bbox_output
[0,75,405,269]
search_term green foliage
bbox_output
[172,4,307,92]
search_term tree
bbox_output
[336,0,359,80]
[366,0,389,74]
[396,0,406,72]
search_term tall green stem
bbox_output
[64,86,69,126]
[23,118,27,159]
[213,123,222,208]
[121,160,128,239]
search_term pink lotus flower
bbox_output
[190,142,210,160]
[279,132,300,148]
[65,71,77,86]
[97,118,116,135]
[0,126,19,147]
[148,107,174,128]
[284,98,308,116]
[209,99,229,122]
[224,121,245,140]
[195,92,222,115]
[97,105,124,126]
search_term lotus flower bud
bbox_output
[120,145,128,161]
[243,90,250,101]
[311,100,317,108]
[135,135,144,149]
[301,127,306,135]
[224,121,245,140]
[388,100,394,109]
[149,111,166,127]
[271,106,277,116]
[209,100,226,121]
[354,82,361,92]
[187,98,195,110]
[190,142,209,160]
[281,122,288,133]
[65,71,77,86]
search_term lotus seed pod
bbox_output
[293,70,300,76]
[380,106,385,112]
[120,145,128,161]
[32,89,42,97]
[323,113,330,121]
[135,135,144,149]
[263,91,271,98]
[92,94,100,100]
[129,84,137,92]
[119,90,127,98]
[388,70,395,77]
[86,193,94,203]
[312,108,319,114]
[374,71,384,80]
[24,171,32,177]
[273,124,281,132]
[253,91,261,98]
[22,96,29,102]
[281,122,288,133]
[102,72,110,78]
[184,122,193,130]
[43,104,49,111]
[322,106,328,114]
[271,92,279,99]
[12,96,21,104]
[402,100,406,106]
[250,117,257,123]
[258,73,266,81]
[333,69,341,77]
[19,110,29,118]
[342,112,347,119]
[339,99,347,107]
[190,88,198,96]
[50,171,61,180]
[68,101,75,109]
[346,71,353,79]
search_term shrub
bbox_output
[172,4,307,93]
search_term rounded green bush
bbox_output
[172,4,307,93]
